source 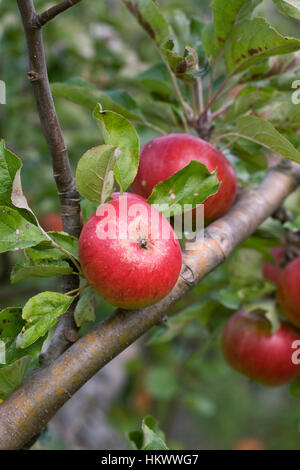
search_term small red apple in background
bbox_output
[39,212,63,232]
[234,438,265,451]
[79,193,182,309]
[277,257,300,328]
[262,245,284,284]
[131,134,237,224]
[222,310,300,386]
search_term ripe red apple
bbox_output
[78,193,182,309]
[262,245,284,284]
[131,133,237,223]
[39,212,63,232]
[277,257,300,328]
[222,310,300,386]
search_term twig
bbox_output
[17,0,81,361]
[1,160,300,449]
[196,76,204,115]
[162,57,190,132]
[33,0,82,28]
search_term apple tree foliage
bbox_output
[2,0,300,448]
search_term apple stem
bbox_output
[139,238,148,250]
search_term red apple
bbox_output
[39,212,63,232]
[234,438,265,451]
[131,133,237,223]
[222,310,300,386]
[262,245,284,284]
[78,193,182,309]
[277,257,300,328]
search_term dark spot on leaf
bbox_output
[248,49,259,56]
[218,36,225,43]
[25,224,30,229]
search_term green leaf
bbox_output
[74,287,96,327]
[47,232,79,260]
[129,415,168,450]
[0,308,24,341]
[76,145,122,204]
[228,248,263,288]
[146,366,178,401]
[0,308,45,367]
[225,86,276,122]
[137,63,175,99]
[25,243,68,262]
[93,104,140,191]
[290,377,300,399]
[81,199,98,224]
[232,116,300,163]
[148,301,217,345]
[11,258,73,284]
[0,140,22,208]
[147,160,220,217]
[231,140,268,172]
[237,281,275,301]
[212,0,252,45]
[123,0,171,47]
[203,0,262,59]
[18,292,73,349]
[217,288,241,309]
[52,83,144,121]
[225,18,300,74]
[0,357,32,400]
[0,341,5,365]
[283,215,300,232]
[141,416,168,450]
[0,142,36,224]
[202,24,220,60]
[162,41,199,82]
[0,206,46,254]
[273,0,300,21]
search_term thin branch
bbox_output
[17,0,81,359]
[33,0,82,28]
[196,76,204,115]
[162,56,191,132]
[1,160,300,449]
